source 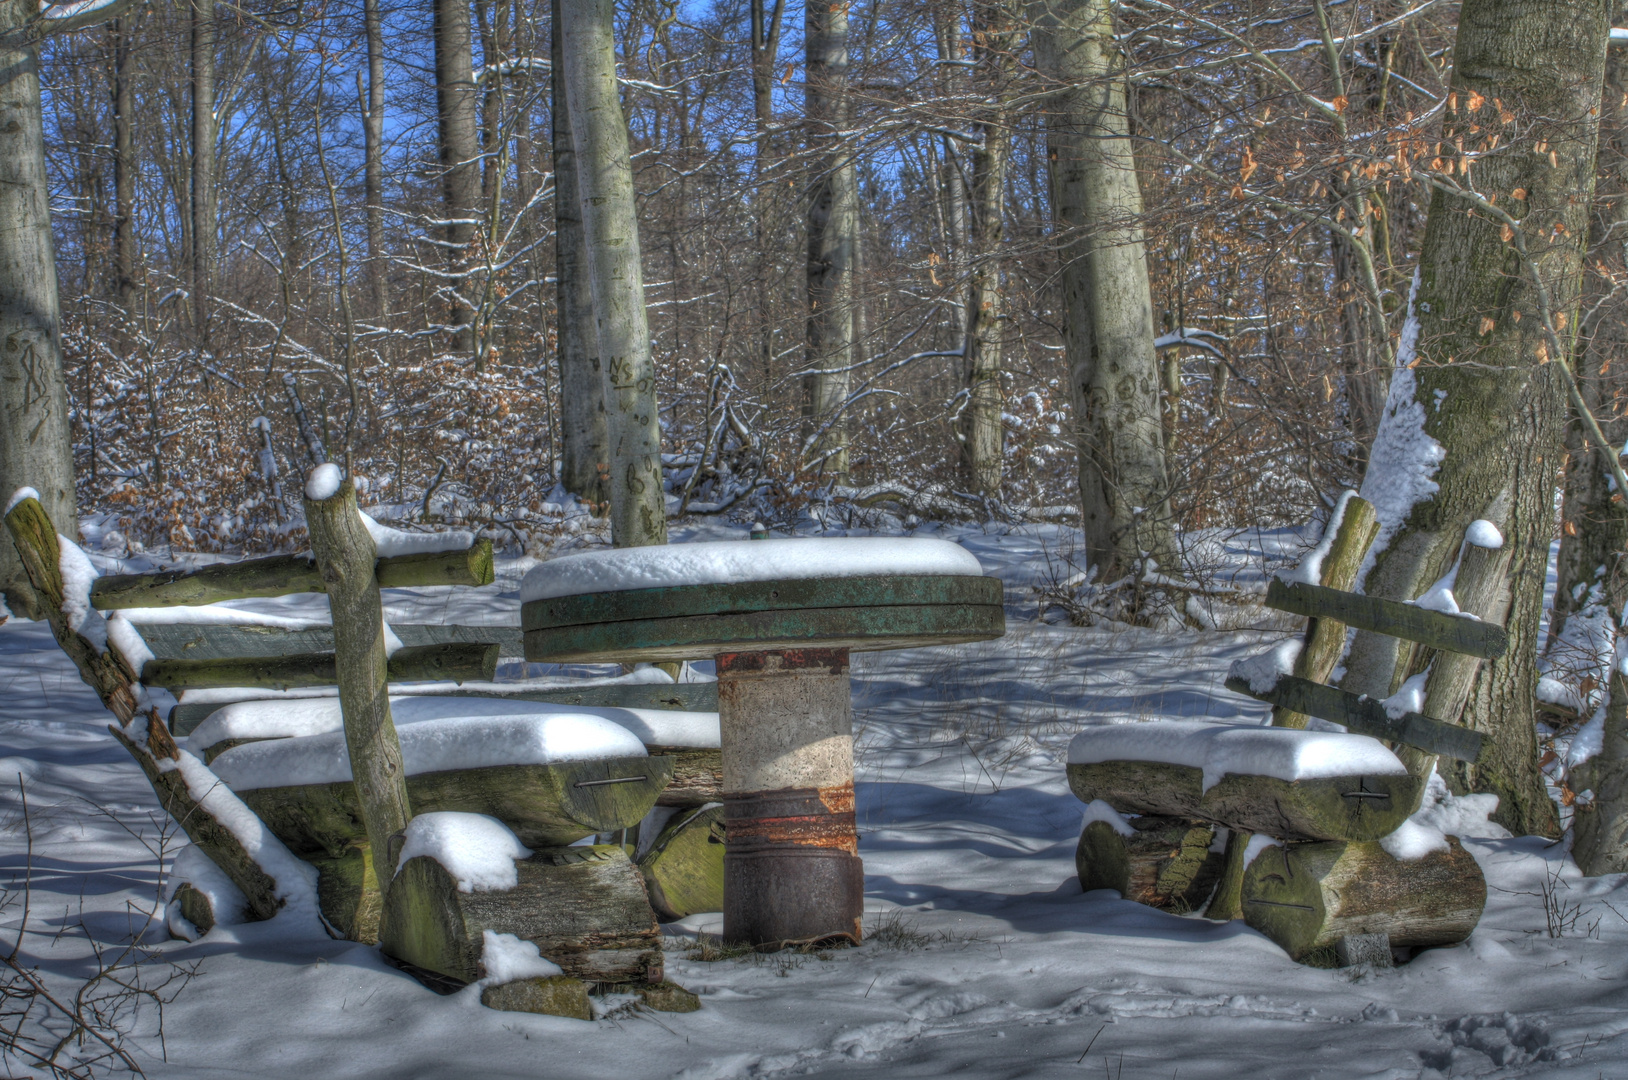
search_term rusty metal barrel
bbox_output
[520,537,1005,948]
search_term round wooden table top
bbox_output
[521,574,1005,665]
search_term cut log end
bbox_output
[638,803,725,921]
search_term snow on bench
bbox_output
[208,709,648,791]
[190,694,720,759]
[520,536,983,601]
[1067,719,1407,792]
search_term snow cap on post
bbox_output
[305,463,344,501]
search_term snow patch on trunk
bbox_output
[397,812,532,892]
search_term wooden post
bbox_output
[1274,494,1379,728]
[4,496,281,919]
[303,474,412,896]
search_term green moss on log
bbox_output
[379,845,663,984]
[1066,760,1421,842]
[235,755,674,858]
[481,976,593,1018]
[1075,816,1223,914]
[307,845,381,944]
[1240,838,1485,962]
[638,804,725,921]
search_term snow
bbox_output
[106,612,155,674]
[165,843,249,941]
[176,666,676,713]
[1080,799,1136,838]
[1414,570,1461,615]
[1464,519,1504,550]
[1614,26,1628,41]
[396,812,532,892]
[1241,833,1283,867]
[57,531,106,649]
[1228,638,1302,693]
[521,536,984,601]
[189,694,714,756]
[1359,271,1445,560]
[1381,671,1429,719]
[4,485,40,514]
[1568,705,1606,769]
[304,463,343,500]
[1410,769,1508,841]
[1380,819,1450,860]
[477,931,563,983]
[5,525,1628,1079]
[1275,490,1356,586]
[1066,719,1407,791]
[122,606,330,630]
[39,0,123,20]
[361,511,473,558]
[208,710,648,790]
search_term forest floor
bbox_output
[1,519,1625,1079]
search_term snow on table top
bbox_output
[189,694,718,753]
[1067,719,1406,791]
[520,536,984,602]
[396,812,532,892]
[209,709,647,791]
[175,667,676,708]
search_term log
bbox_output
[142,641,499,691]
[1240,837,1485,964]
[5,496,283,919]
[169,680,719,737]
[88,538,495,609]
[380,845,663,985]
[308,844,382,944]
[1224,674,1485,763]
[480,976,593,1019]
[1066,760,1421,842]
[638,803,725,921]
[1075,816,1224,914]
[235,755,674,858]
[1203,828,1249,921]
[135,621,525,662]
[1274,494,1378,728]
[651,746,722,807]
[172,885,218,936]
[1264,578,1507,660]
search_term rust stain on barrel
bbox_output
[725,783,858,855]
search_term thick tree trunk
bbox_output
[363,0,387,323]
[435,0,480,355]
[802,0,857,481]
[190,0,215,348]
[1030,0,1176,586]
[560,0,667,547]
[0,0,78,621]
[1343,0,1613,837]
[551,0,609,506]
[111,16,135,314]
[960,5,1017,500]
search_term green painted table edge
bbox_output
[523,601,1006,664]
[521,574,1001,631]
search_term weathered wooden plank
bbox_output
[1275,494,1379,729]
[142,641,499,691]
[133,621,524,661]
[233,755,674,857]
[1265,578,1507,660]
[524,602,1006,665]
[523,574,1001,631]
[1224,673,1484,763]
[168,681,720,736]
[88,538,494,609]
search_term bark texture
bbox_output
[1031,0,1176,585]
[560,0,667,547]
[0,0,78,620]
[550,0,609,506]
[1344,0,1613,837]
[434,0,480,354]
[190,0,216,345]
[802,0,858,481]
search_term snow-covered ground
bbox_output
[2,521,1626,1079]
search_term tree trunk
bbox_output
[111,16,135,314]
[802,0,857,481]
[363,0,387,323]
[0,0,78,621]
[560,0,667,547]
[435,0,480,355]
[960,4,1017,500]
[551,0,609,506]
[1343,0,1613,838]
[190,0,215,348]
[1030,0,1176,587]
[304,479,413,897]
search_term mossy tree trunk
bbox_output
[1343,0,1614,837]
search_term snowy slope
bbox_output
[1,523,1626,1078]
